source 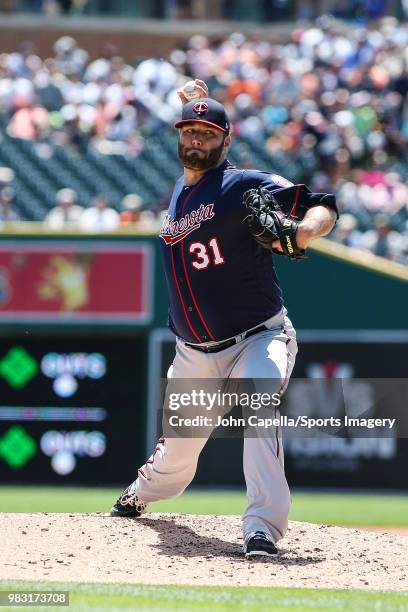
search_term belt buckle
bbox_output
[201,340,222,352]
[207,338,235,352]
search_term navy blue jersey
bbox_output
[159,160,338,343]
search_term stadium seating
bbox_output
[0,129,309,221]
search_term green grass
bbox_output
[0,487,407,526]
[0,582,407,612]
[288,492,408,527]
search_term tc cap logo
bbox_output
[193,102,208,115]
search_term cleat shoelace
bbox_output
[118,488,146,513]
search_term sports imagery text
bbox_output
[167,414,396,430]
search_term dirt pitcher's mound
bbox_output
[1,513,407,590]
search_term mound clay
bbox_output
[1,513,407,590]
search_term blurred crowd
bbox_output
[43,187,157,230]
[0,183,159,230]
[1,16,408,262]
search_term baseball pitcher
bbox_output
[111,80,338,558]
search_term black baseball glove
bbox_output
[243,187,306,260]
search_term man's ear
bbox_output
[224,134,232,149]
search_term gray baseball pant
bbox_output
[130,308,297,544]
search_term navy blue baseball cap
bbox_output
[174,98,230,134]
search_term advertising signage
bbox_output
[0,240,153,324]
[148,331,408,489]
[0,337,147,485]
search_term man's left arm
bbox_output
[272,205,338,252]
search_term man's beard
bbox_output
[178,138,225,170]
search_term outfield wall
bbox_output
[0,232,406,488]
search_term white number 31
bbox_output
[189,238,225,270]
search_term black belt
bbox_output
[184,324,268,354]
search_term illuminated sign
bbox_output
[40,430,106,475]
[149,331,408,490]
[0,241,153,324]
[0,426,37,468]
[0,336,147,485]
[41,352,107,398]
[0,347,38,389]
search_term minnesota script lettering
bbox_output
[160,203,215,245]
